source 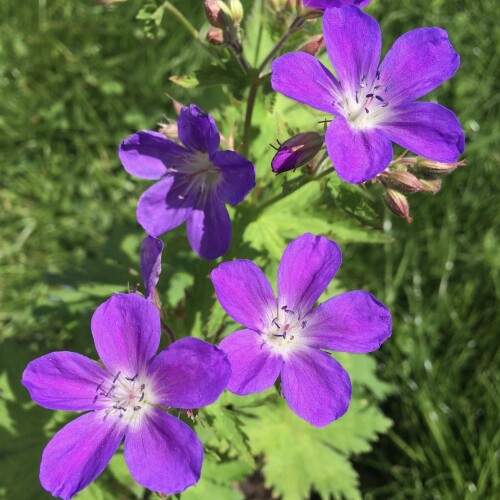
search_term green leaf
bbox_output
[198,392,256,468]
[243,397,392,500]
[169,74,200,89]
[181,460,252,500]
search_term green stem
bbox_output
[163,1,215,59]
[257,15,304,75]
[242,80,259,155]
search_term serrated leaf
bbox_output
[242,397,391,500]
[199,392,255,468]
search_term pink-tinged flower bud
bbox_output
[379,170,422,193]
[204,0,229,27]
[414,158,466,178]
[158,122,178,140]
[418,178,442,194]
[383,189,413,223]
[299,35,324,56]
[206,27,224,45]
[271,132,324,174]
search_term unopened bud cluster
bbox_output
[204,0,244,44]
[379,156,465,222]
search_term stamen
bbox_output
[125,374,138,382]
[376,70,380,80]
[139,392,145,402]
[301,321,307,329]
[375,95,384,102]
[133,406,141,411]
[366,93,374,98]
[365,107,369,114]
[140,384,145,391]
[96,381,104,393]
[272,318,281,329]
[105,385,115,397]
[113,372,121,383]
[93,395,99,404]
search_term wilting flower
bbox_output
[271,131,324,174]
[211,233,391,427]
[272,6,465,184]
[22,293,231,499]
[140,235,164,302]
[303,0,370,9]
[119,104,256,259]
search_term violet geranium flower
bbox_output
[303,0,370,9]
[22,293,231,499]
[211,233,391,427]
[119,104,256,260]
[272,6,465,184]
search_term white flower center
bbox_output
[94,371,154,428]
[336,72,393,130]
[262,305,310,359]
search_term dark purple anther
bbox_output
[113,372,121,383]
[125,374,138,382]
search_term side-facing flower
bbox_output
[211,233,391,427]
[22,293,231,499]
[119,104,256,260]
[271,131,324,174]
[272,6,464,184]
[303,0,370,10]
[140,235,164,302]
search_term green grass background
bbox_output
[0,0,499,498]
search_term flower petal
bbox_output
[178,104,220,156]
[379,27,459,104]
[136,176,196,237]
[211,260,276,331]
[325,117,393,183]
[91,294,160,376]
[277,233,342,317]
[271,52,341,115]
[381,102,465,162]
[22,352,111,411]
[281,348,351,427]
[40,411,125,500]
[220,329,283,395]
[148,337,231,408]
[304,0,370,8]
[306,291,392,353]
[212,150,256,206]
[124,409,203,494]
[119,130,188,180]
[140,236,164,302]
[186,195,231,259]
[323,6,381,92]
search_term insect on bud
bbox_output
[271,132,324,174]
[383,188,413,223]
[206,27,224,45]
[379,170,422,193]
[298,35,324,56]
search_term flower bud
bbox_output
[418,178,442,194]
[158,121,178,140]
[204,0,230,28]
[379,170,422,193]
[206,27,224,45]
[413,158,466,178]
[228,0,244,24]
[299,35,324,56]
[383,188,413,223]
[271,132,324,174]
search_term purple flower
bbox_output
[303,0,370,9]
[22,293,231,499]
[211,233,391,427]
[272,6,465,184]
[119,104,256,259]
[140,235,164,302]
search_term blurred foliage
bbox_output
[0,0,499,499]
